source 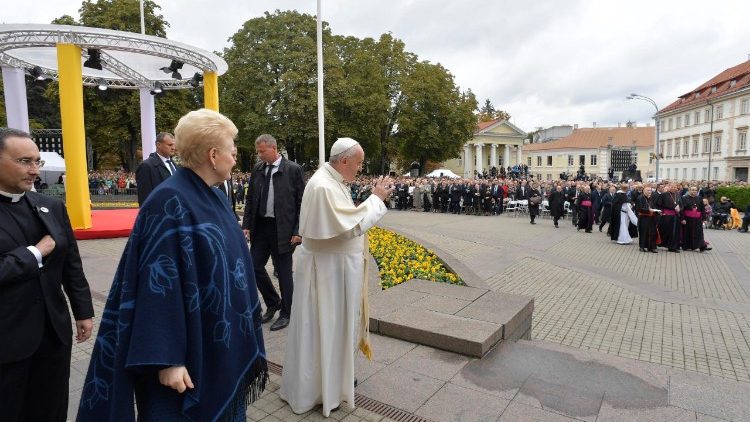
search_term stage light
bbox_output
[188,72,203,87]
[160,60,183,80]
[83,49,103,70]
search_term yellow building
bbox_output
[523,126,656,181]
[442,118,527,177]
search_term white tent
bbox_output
[425,168,460,178]
[39,151,66,185]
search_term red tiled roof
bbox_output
[660,60,750,114]
[523,127,655,152]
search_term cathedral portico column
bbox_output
[504,144,511,168]
[463,144,472,178]
[475,143,484,176]
[516,144,522,166]
[490,144,498,170]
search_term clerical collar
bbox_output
[0,189,25,203]
[324,163,345,184]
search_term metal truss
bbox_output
[0,25,225,90]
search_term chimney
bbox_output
[593,122,597,128]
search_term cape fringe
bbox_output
[217,357,269,422]
[358,233,373,361]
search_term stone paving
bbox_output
[63,209,750,421]
[385,211,750,384]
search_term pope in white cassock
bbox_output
[280,137,394,417]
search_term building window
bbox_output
[713,167,719,179]
[703,136,710,153]
[742,99,750,115]
[546,173,552,181]
[578,155,585,166]
[676,116,682,128]
[705,108,711,123]
[527,157,532,167]
[568,155,574,166]
[695,111,701,125]
[684,113,691,126]
[716,105,724,120]
[693,136,699,155]
[590,155,597,166]
[668,118,673,130]
[674,140,680,157]
[683,139,689,156]
[547,155,552,166]
[667,141,672,157]
[739,132,748,151]
[667,168,671,179]
[537,156,542,166]
[683,168,687,180]
[692,168,697,179]
[702,168,707,179]
[714,135,721,153]
[660,120,666,132]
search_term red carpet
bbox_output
[74,209,138,240]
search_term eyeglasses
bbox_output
[1,157,46,168]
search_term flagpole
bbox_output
[139,0,145,34]
[316,0,325,168]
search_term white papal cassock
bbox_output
[280,163,387,417]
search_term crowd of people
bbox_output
[348,175,750,252]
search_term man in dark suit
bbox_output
[135,132,176,206]
[216,176,237,217]
[0,128,94,421]
[242,134,305,331]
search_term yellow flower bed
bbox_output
[368,226,464,289]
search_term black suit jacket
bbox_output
[0,192,94,363]
[135,152,172,206]
[242,157,305,254]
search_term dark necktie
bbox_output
[260,164,273,216]
[166,159,177,174]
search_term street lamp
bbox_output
[626,93,660,182]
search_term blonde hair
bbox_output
[174,108,238,168]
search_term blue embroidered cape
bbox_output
[77,168,267,421]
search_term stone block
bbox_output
[455,291,533,340]
[412,294,472,315]
[399,278,487,301]
[378,307,502,357]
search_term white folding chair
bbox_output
[516,200,529,217]
[505,200,517,216]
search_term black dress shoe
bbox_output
[261,306,279,324]
[639,248,646,252]
[649,249,657,253]
[668,249,680,253]
[270,315,290,331]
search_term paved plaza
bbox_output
[67,210,750,421]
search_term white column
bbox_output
[516,144,522,165]
[2,67,30,132]
[490,144,498,170]
[463,145,471,178]
[139,88,157,160]
[475,143,484,176]
[504,144,511,168]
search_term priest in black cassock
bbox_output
[0,128,94,422]
[681,186,708,252]
[654,183,681,252]
[636,186,659,252]
[548,183,566,228]
[575,185,594,233]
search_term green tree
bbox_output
[221,10,334,168]
[397,61,477,173]
[478,98,511,122]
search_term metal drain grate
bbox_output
[266,361,434,422]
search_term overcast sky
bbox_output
[5,0,750,132]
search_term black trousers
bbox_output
[251,217,294,317]
[0,317,71,422]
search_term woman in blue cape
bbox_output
[77,109,268,421]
